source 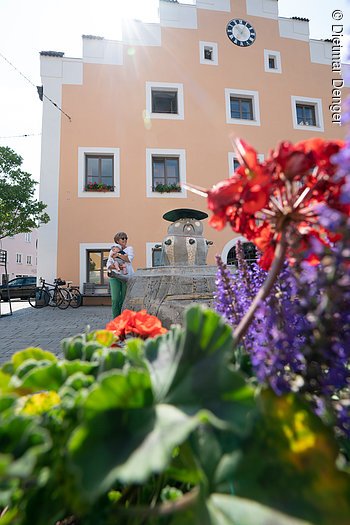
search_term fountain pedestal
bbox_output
[122,208,217,327]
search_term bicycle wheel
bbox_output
[28,288,50,309]
[69,288,82,308]
[48,288,59,307]
[57,288,71,310]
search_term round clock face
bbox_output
[226,19,256,47]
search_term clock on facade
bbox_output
[226,19,256,47]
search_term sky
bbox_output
[0,0,349,188]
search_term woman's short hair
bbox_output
[114,232,127,243]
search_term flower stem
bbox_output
[233,233,287,343]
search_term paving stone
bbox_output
[0,303,113,363]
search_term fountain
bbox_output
[122,208,217,327]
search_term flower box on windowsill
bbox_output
[84,183,115,192]
[153,183,182,193]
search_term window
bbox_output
[146,82,184,120]
[264,50,282,73]
[152,156,179,190]
[227,242,258,266]
[230,97,253,120]
[152,90,178,114]
[16,253,22,264]
[26,255,32,265]
[78,147,120,198]
[199,41,218,65]
[291,96,324,131]
[86,250,110,285]
[146,148,187,198]
[85,155,114,189]
[296,104,316,126]
[225,89,260,126]
[228,152,264,177]
[25,233,31,242]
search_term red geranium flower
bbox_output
[106,309,167,341]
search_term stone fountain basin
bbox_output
[122,265,217,328]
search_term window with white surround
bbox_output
[264,50,282,73]
[25,233,32,242]
[225,89,260,126]
[221,236,258,266]
[16,253,22,264]
[228,152,264,177]
[291,96,324,131]
[78,147,120,198]
[26,255,32,265]
[199,41,218,65]
[146,82,184,120]
[146,148,187,198]
[146,242,163,267]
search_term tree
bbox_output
[0,146,50,240]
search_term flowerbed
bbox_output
[0,136,349,524]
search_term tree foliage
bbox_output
[0,146,49,239]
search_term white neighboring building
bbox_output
[0,231,38,284]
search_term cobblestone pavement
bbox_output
[0,301,113,363]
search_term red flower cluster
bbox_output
[207,138,348,269]
[106,309,167,340]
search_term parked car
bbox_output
[0,277,36,301]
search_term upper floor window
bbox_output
[25,232,31,243]
[152,156,180,191]
[225,88,260,126]
[296,104,316,126]
[291,96,324,132]
[78,147,120,198]
[230,97,253,120]
[152,90,178,114]
[146,82,184,120]
[264,49,282,73]
[85,155,114,191]
[16,253,22,264]
[26,255,32,265]
[199,41,218,65]
[146,148,186,198]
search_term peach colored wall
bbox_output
[55,0,348,284]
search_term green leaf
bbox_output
[145,306,255,434]
[11,348,57,370]
[206,494,312,525]
[68,404,201,500]
[233,389,350,525]
[11,362,64,392]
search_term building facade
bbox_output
[0,231,38,283]
[37,0,349,292]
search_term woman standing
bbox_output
[107,231,134,318]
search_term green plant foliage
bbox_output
[154,183,182,193]
[0,305,349,525]
[0,146,50,239]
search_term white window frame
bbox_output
[78,147,120,198]
[146,82,184,120]
[26,255,32,265]
[146,148,187,198]
[79,242,111,291]
[25,232,32,243]
[225,88,261,126]
[146,242,163,268]
[264,49,282,73]
[221,236,249,265]
[228,152,264,177]
[291,96,324,132]
[16,253,22,264]
[199,41,218,65]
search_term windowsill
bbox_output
[148,190,186,199]
[149,112,184,120]
[227,117,260,126]
[78,189,120,198]
[293,124,323,132]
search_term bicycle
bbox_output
[28,280,50,309]
[64,281,83,308]
[28,278,70,309]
